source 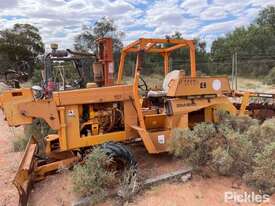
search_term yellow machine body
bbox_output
[0,38,245,206]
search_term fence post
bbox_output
[231,53,235,89]
[235,52,238,90]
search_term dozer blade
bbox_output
[13,136,38,206]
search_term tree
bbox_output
[164,32,209,75]
[0,24,44,75]
[74,17,124,52]
[210,6,275,76]
[165,31,183,39]
[257,6,275,28]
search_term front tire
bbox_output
[101,142,137,171]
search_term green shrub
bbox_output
[259,118,275,143]
[217,111,258,133]
[211,147,234,175]
[171,123,254,176]
[244,143,275,194]
[169,128,195,158]
[169,113,275,194]
[72,147,116,204]
[31,67,42,85]
[225,132,254,176]
[13,136,29,152]
[169,123,216,167]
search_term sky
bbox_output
[0,0,274,51]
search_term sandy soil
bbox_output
[0,110,274,206]
[0,111,22,206]
[129,176,275,206]
[28,171,77,206]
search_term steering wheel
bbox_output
[138,76,149,92]
[71,79,84,89]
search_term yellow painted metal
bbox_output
[13,137,37,206]
[0,88,33,126]
[165,113,188,129]
[189,42,196,77]
[117,51,126,84]
[53,84,133,106]
[239,92,250,116]
[167,96,237,115]
[64,105,80,150]
[131,54,158,153]
[165,43,187,53]
[147,130,171,153]
[131,125,158,153]
[144,114,166,130]
[123,99,138,139]
[58,107,67,151]
[204,106,214,122]
[35,156,79,181]
[167,76,231,97]
[70,131,127,149]
[45,134,59,155]
[163,52,170,75]
[126,47,166,53]
[18,100,60,130]
[117,38,197,84]
[144,42,156,51]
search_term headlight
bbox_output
[31,85,44,99]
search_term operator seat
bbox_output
[147,70,185,98]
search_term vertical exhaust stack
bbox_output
[94,38,114,87]
[92,62,104,87]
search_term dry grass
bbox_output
[232,77,275,92]
[118,167,140,202]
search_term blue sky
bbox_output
[0,0,274,50]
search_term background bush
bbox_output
[169,113,275,194]
[244,143,275,194]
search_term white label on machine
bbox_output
[212,79,221,91]
[67,110,75,117]
[158,135,165,144]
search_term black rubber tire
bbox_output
[101,142,137,170]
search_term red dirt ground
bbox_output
[0,112,22,206]
[0,111,274,206]
[129,176,275,206]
